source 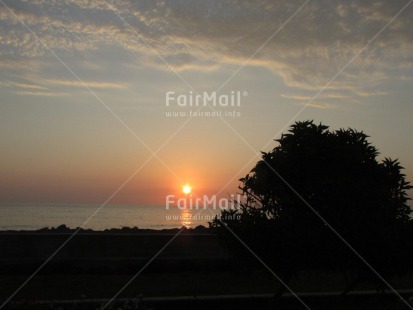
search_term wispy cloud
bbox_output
[0,77,128,95]
[281,94,337,109]
[15,90,67,96]
[355,90,389,97]
[0,81,47,90]
[281,94,312,101]
[282,91,366,102]
[44,79,128,89]
[0,0,412,95]
[300,101,334,109]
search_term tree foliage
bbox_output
[214,120,413,289]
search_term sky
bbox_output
[0,0,412,206]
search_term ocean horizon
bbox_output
[0,203,220,231]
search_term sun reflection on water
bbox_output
[180,207,192,228]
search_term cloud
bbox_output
[0,74,127,96]
[354,90,389,97]
[43,79,128,89]
[281,93,345,109]
[0,81,47,90]
[301,101,335,109]
[301,102,334,109]
[15,90,67,96]
[0,0,412,96]
[283,88,390,100]
[281,94,313,101]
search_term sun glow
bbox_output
[182,185,192,195]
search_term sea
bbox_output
[0,203,221,231]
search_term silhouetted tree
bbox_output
[214,120,412,295]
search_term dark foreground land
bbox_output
[1,226,413,309]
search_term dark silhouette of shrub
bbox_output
[214,120,412,294]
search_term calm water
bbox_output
[0,204,220,231]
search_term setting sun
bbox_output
[182,185,192,195]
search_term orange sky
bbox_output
[1,0,412,206]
